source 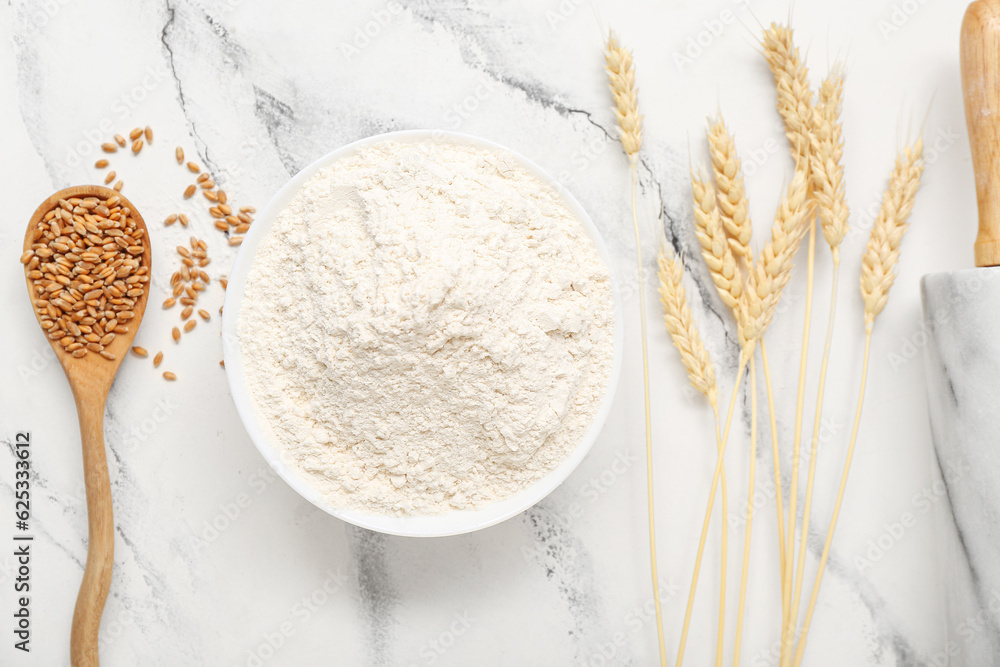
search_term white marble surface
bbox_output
[0,0,974,665]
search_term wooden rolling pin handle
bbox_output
[69,392,114,667]
[962,0,1000,267]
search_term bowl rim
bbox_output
[222,129,624,537]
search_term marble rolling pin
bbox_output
[923,0,1000,662]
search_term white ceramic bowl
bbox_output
[222,130,623,537]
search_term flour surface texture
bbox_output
[238,140,615,515]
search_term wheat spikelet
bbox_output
[658,247,718,409]
[692,172,744,313]
[810,69,849,257]
[762,24,814,165]
[605,31,643,163]
[708,118,753,266]
[861,139,925,330]
[738,168,812,346]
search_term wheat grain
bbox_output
[762,24,814,165]
[692,172,743,313]
[604,31,642,163]
[810,69,849,256]
[708,118,752,265]
[738,168,812,346]
[861,139,924,331]
[657,247,718,408]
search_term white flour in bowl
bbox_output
[238,139,615,515]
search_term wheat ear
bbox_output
[737,169,811,346]
[762,24,814,165]
[861,139,925,332]
[810,68,849,259]
[708,118,753,266]
[658,245,728,667]
[657,249,718,409]
[605,30,667,667]
[693,172,745,319]
[792,140,925,667]
[606,31,643,164]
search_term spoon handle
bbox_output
[69,395,114,667]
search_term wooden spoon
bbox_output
[22,185,151,666]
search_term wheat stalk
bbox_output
[732,354,759,667]
[693,172,745,317]
[861,139,925,332]
[792,139,925,667]
[708,118,753,266]
[606,31,643,164]
[604,30,667,667]
[810,69,849,259]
